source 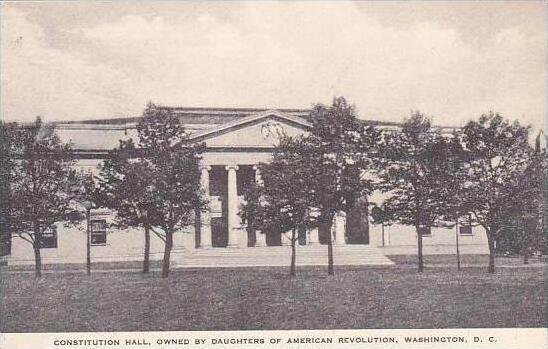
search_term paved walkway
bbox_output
[1,262,545,275]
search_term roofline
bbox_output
[157,105,311,113]
[53,106,312,125]
[190,110,312,141]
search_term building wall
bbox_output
[8,214,196,266]
[369,222,489,254]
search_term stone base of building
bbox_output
[171,245,394,268]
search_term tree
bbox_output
[4,117,83,277]
[496,131,546,263]
[127,103,206,278]
[0,121,16,257]
[436,132,469,270]
[241,137,317,277]
[304,97,380,275]
[460,112,532,273]
[96,138,162,274]
[378,112,451,272]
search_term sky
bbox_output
[1,1,545,130]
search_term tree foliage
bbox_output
[378,112,455,272]
[2,118,83,276]
[97,103,207,277]
[241,136,317,276]
[0,121,16,256]
[460,112,533,272]
[495,131,546,262]
[303,97,381,275]
[242,97,380,275]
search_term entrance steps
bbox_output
[172,244,394,268]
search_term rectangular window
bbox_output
[91,220,107,245]
[459,214,474,235]
[418,226,432,236]
[40,227,58,249]
[459,225,473,235]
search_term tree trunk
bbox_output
[143,225,151,273]
[327,218,334,275]
[161,229,173,278]
[416,225,424,273]
[86,213,91,276]
[381,223,385,247]
[33,241,42,278]
[327,236,334,275]
[487,234,496,273]
[455,220,461,271]
[290,228,296,277]
[523,247,529,265]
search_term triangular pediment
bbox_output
[191,111,311,148]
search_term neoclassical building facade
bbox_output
[8,107,489,266]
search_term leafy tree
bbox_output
[435,132,469,270]
[496,131,546,263]
[0,121,16,257]
[123,103,206,278]
[303,97,381,275]
[378,112,451,272]
[243,97,378,276]
[241,137,317,277]
[96,138,163,273]
[460,112,532,273]
[4,117,83,277]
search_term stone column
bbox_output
[226,165,240,247]
[308,208,320,245]
[334,211,347,245]
[308,228,320,245]
[252,165,267,247]
[281,231,292,246]
[256,232,267,247]
[199,165,212,248]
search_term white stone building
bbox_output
[7,107,489,266]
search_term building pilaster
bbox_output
[199,165,212,248]
[226,165,240,247]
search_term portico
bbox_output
[189,110,351,249]
[196,162,346,249]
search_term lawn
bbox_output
[0,258,545,332]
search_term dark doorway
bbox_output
[298,226,307,245]
[211,217,228,247]
[318,221,332,245]
[247,227,257,247]
[346,196,370,244]
[266,229,282,246]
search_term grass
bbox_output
[388,254,547,266]
[0,256,545,332]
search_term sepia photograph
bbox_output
[0,1,546,348]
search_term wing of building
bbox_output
[8,107,488,267]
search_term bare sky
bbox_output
[1,1,545,129]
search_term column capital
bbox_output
[199,165,212,171]
[225,165,239,171]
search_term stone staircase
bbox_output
[172,244,394,268]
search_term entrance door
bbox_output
[211,217,228,247]
[266,230,282,246]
